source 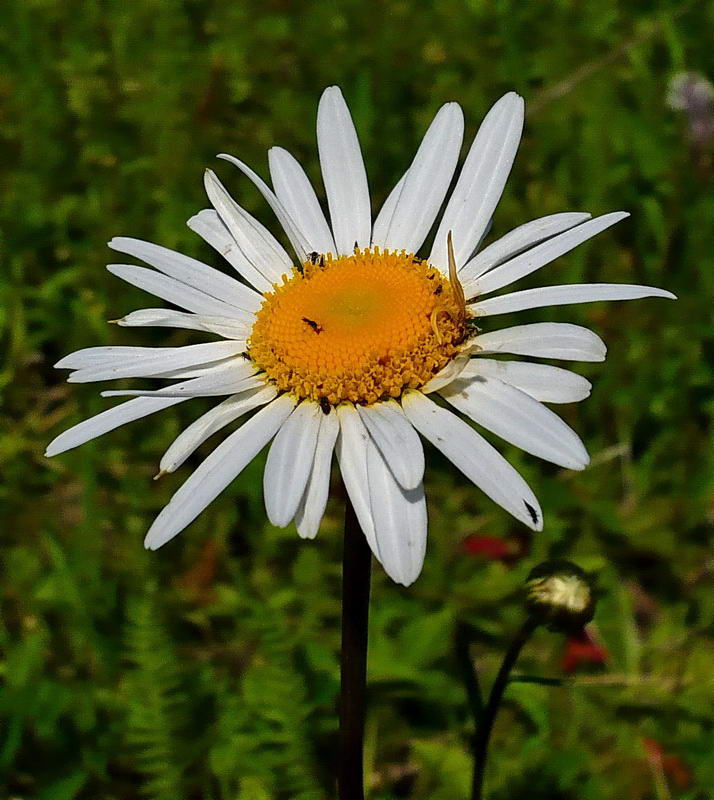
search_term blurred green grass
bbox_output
[1,0,713,798]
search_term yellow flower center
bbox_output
[248,248,468,405]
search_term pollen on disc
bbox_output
[249,248,468,405]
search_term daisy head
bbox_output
[48,87,675,586]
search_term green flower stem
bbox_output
[338,495,372,800]
[471,617,540,800]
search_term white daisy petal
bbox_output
[357,399,424,490]
[467,212,630,297]
[150,357,247,380]
[469,322,606,361]
[144,394,297,550]
[268,147,336,255]
[294,407,339,539]
[459,359,592,403]
[335,404,378,553]
[401,390,542,530]
[317,86,371,255]
[203,169,291,286]
[57,346,162,369]
[187,208,274,295]
[470,283,677,317]
[115,309,252,340]
[420,352,471,394]
[45,395,185,457]
[459,212,592,285]
[108,237,262,312]
[430,92,524,270]
[263,400,322,527]
[107,264,245,317]
[116,309,214,333]
[441,376,589,470]
[366,438,427,587]
[101,367,264,399]
[381,103,464,254]
[218,153,311,262]
[56,341,246,370]
[60,341,247,383]
[371,173,406,249]
[159,385,278,474]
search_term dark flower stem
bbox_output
[338,495,372,800]
[470,617,539,800]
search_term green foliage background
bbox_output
[1,0,713,797]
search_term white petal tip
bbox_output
[321,85,343,99]
[391,572,420,588]
[296,526,318,540]
[498,91,525,110]
[107,236,132,252]
[267,513,291,529]
[144,533,166,551]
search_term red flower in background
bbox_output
[561,627,608,672]
[463,535,512,560]
[462,534,527,563]
[643,738,693,789]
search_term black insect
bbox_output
[307,251,325,267]
[320,397,331,415]
[433,285,443,296]
[302,317,323,334]
[524,501,539,526]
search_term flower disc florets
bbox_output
[248,247,468,405]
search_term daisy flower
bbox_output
[47,87,675,585]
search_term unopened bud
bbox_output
[525,560,595,633]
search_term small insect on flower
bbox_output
[302,317,323,334]
[47,86,675,586]
[307,251,325,267]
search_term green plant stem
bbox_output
[471,617,539,800]
[337,495,372,800]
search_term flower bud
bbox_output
[524,560,595,633]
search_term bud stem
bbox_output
[338,494,372,800]
[471,616,540,800]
